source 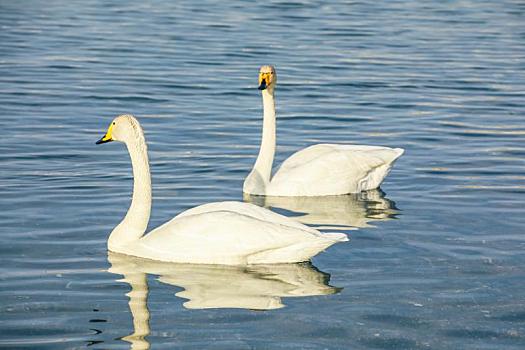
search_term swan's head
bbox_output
[258,65,276,91]
[96,114,144,145]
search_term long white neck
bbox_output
[252,87,276,183]
[109,135,151,251]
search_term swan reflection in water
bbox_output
[107,252,341,349]
[244,189,399,231]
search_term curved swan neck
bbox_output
[252,87,276,183]
[109,133,151,250]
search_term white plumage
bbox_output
[244,65,404,196]
[96,115,347,265]
[267,143,404,196]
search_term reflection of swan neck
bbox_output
[122,273,150,350]
[109,132,152,251]
[253,88,276,183]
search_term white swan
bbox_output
[243,65,404,196]
[95,114,347,265]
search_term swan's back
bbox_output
[175,201,319,233]
[124,201,347,265]
[269,144,404,196]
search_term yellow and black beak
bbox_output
[96,123,114,145]
[258,73,270,90]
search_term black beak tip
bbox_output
[96,138,111,145]
[258,83,267,90]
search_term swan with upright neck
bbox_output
[243,65,404,196]
[95,115,347,265]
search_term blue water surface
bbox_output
[1,1,524,349]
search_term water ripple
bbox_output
[1,0,525,349]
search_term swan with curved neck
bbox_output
[243,65,404,196]
[96,115,347,264]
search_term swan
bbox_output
[243,65,404,196]
[95,114,347,265]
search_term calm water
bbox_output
[1,0,524,349]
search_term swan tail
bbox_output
[247,232,348,264]
[323,232,349,242]
[393,147,405,160]
[357,147,405,192]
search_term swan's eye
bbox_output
[112,122,116,126]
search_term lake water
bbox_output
[1,0,524,349]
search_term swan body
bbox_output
[243,65,404,196]
[96,115,347,265]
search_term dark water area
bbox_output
[1,0,524,349]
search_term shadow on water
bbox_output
[106,252,341,349]
[244,189,400,230]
